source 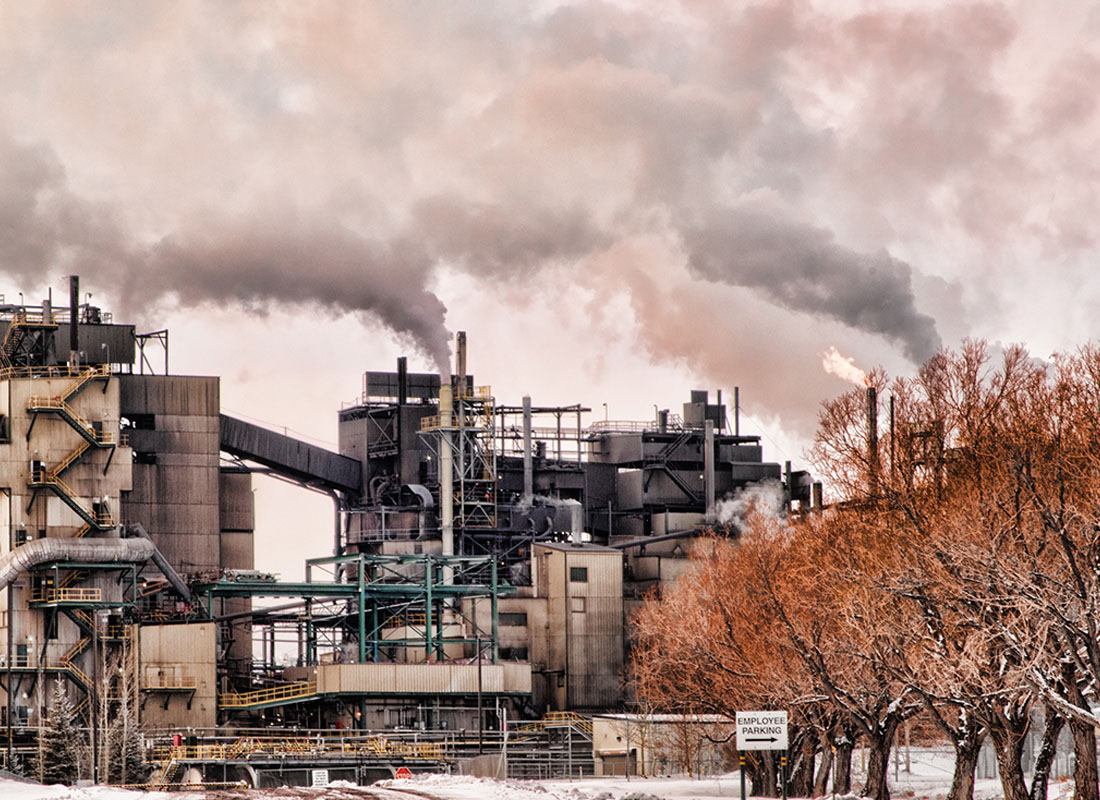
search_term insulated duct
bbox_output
[126,523,195,603]
[0,537,155,593]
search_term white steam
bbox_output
[713,480,787,529]
[821,346,868,387]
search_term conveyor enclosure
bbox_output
[219,413,361,496]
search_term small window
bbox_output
[569,566,588,583]
[133,452,158,465]
[121,413,156,430]
[499,612,528,627]
[499,647,528,660]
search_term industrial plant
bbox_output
[0,280,815,785]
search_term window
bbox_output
[569,566,588,582]
[121,413,155,430]
[133,452,158,465]
[499,612,528,627]
[499,647,528,661]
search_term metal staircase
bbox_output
[26,366,117,533]
[27,469,114,531]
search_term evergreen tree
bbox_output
[36,680,85,785]
[106,707,148,785]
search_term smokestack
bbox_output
[812,481,823,511]
[456,331,467,395]
[704,420,715,520]
[866,386,880,496]
[397,356,408,406]
[522,395,533,503]
[68,275,79,367]
[734,387,740,437]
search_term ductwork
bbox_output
[0,537,155,592]
[125,523,194,604]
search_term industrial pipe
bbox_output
[0,537,155,593]
[126,523,194,603]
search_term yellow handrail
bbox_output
[143,675,198,691]
[27,471,113,527]
[219,680,318,709]
[30,587,102,603]
[61,636,90,664]
[148,735,446,764]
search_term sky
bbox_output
[3,1,1100,578]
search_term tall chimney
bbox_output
[734,387,740,437]
[68,275,79,367]
[397,356,408,406]
[456,331,467,395]
[522,395,533,503]
[866,386,880,496]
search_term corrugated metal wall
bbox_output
[119,375,221,573]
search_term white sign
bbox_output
[311,769,329,788]
[736,710,788,751]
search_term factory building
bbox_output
[0,283,813,780]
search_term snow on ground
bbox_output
[0,748,1083,800]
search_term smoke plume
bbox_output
[822,346,868,387]
[3,0,1097,427]
[714,480,788,529]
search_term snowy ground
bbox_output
[0,748,1081,800]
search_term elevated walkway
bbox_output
[0,310,58,368]
[219,414,361,496]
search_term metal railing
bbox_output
[219,680,318,709]
[30,586,103,603]
[543,711,594,736]
[0,364,92,381]
[148,735,446,765]
[143,675,198,691]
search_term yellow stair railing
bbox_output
[58,364,110,401]
[61,635,91,665]
[219,680,318,709]
[51,440,92,477]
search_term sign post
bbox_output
[736,711,789,800]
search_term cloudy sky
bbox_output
[3,1,1098,576]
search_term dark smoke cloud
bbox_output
[681,199,941,362]
[11,0,1099,425]
[0,132,451,371]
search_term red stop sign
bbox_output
[394,767,413,779]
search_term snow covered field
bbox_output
[0,748,1080,800]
